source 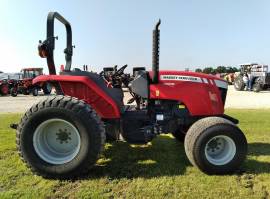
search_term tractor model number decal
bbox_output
[160,75,202,83]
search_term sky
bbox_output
[1,0,270,74]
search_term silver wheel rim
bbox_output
[33,119,81,165]
[205,135,236,166]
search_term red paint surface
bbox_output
[149,71,225,116]
[34,75,121,118]
[34,70,226,118]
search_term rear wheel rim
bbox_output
[33,119,81,165]
[204,135,236,166]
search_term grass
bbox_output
[0,110,270,199]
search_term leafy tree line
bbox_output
[195,66,239,74]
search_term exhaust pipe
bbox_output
[152,19,161,84]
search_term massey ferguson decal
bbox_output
[160,75,202,83]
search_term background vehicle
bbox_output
[0,73,22,96]
[234,63,270,92]
[0,70,51,96]
[16,68,52,96]
[14,12,247,179]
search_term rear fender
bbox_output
[33,75,121,119]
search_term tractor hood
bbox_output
[152,70,228,90]
[149,70,228,116]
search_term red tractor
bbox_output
[0,73,22,96]
[13,68,52,96]
[14,12,247,179]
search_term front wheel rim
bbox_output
[204,135,236,166]
[33,119,81,165]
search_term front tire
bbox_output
[253,83,262,92]
[10,87,18,97]
[184,117,247,174]
[32,87,38,96]
[252,79,262,92]
[16,96,106,179]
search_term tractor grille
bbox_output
[219,88,227,105]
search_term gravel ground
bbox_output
[0,86,269,113]
[225,85,270,109]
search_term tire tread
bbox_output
[184,117,246,174]
[16,95,106,179]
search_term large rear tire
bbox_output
[184,117,247,174]
[16,95,106,179]
[234,75,245,91]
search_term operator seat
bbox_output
[60,70,124,112]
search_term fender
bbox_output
[221,114,239,124]
[33,75,121,119]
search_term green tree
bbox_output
[232,67,239,72]
[202,67,214,74]
[225,67,232,73]
[215,66,227,73]
[195,68,202,73]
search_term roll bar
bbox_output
[38,12,73,75]
[152,19,161,84]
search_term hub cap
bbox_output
[33,119,81,165]
[205,135,236,166]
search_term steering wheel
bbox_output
[114,64,128,77]
[99,71,104,76]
